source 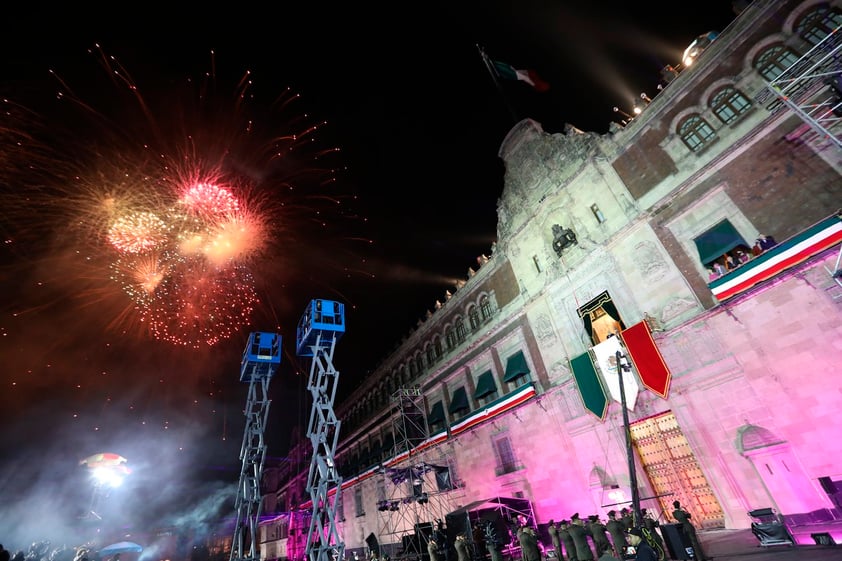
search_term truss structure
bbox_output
[375,388,458,560]
[767,25,842,149]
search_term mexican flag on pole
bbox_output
[491,59,550,92]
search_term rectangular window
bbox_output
[502,351,531,388]
[493,434,519,476]
[427,400,446,434]
[448,387,470,417]
[355,486,364,517]
[335,489,345,522]
[590,204,606,223]
[474,370,499,406]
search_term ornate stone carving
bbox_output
[634,240,668,282]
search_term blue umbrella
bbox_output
[99,543,143,556]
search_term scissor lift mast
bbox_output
[297,299,346,561]
[230,332,282,561]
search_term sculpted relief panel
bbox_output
[633,240,668,283]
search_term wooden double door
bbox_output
[630,411,724,529]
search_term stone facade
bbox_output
[263,1,842,558]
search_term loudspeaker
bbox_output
[366,533,381,556]
[661,523,694,560]
[819,476,837,494]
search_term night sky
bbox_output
[0,1,740,549]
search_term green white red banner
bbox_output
[709,213,842,302]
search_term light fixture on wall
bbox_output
[551,224,578,257]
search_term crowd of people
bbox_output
[433,501,709,561]
[707,234,778,281]
[0,541,103,561]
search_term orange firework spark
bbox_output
[2,43,365,350]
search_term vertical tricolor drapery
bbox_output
[571,319,671,420]
[592,336,640,410]
[620,320,671,398]
[570,352,607,420]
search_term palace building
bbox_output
[259,2,842,559]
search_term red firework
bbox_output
[141,258,259,348]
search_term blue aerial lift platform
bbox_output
[231,331,282,561]
[296,299,345,357]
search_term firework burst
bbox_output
[3,43,367,349]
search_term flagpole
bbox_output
[476,44,519,124]
[616,348,643,528]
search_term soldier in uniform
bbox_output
[427,539,440,561]
[605,511,627,559]
[619,508,633,531]
[558,520,578,561]
[672,501,708,561]
[518,526,542,561]
[547,520,562,561]
[640,509,664,555]
[567,514,595,561]
[454,534,471,561]
[483,520,504,561]
[587,515,612,557]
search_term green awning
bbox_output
[381,433,394,451]
[448,387,469,414]
[473,370,497,399]
[503,351,530,382]
[694,220,748,266]
[427,401,445,425]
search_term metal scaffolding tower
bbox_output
[392,388,430,455]
[296,299,346,561]
[231,332,282,561]
[376,388,458,560]
[767,24,842,149]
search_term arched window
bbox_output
[434,335,443,359]
[445,325,456,349]
[710,86,751,125]
[415,355,424,374]
[480,294,492,320]
[678,115,716,152]
[409,357,418,377]
[754,44,800,81]
[468,306,480,330]
[425,344,435,365]
[796,4,842,46]
[455,316,467,342]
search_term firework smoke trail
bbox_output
[2,42,369,350]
